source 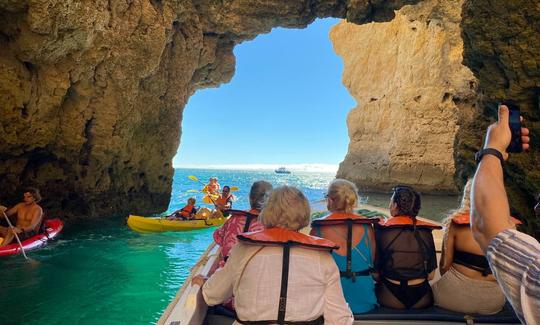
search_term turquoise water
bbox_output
[0,169,458,324]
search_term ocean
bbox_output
[0,168,458,325]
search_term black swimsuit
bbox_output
[453,250,492,276]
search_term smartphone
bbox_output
[501,100,522,153]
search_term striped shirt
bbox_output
[487,229,540,324]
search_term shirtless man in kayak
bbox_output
[0,188,43,247]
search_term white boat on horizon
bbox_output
[274,167,291,174]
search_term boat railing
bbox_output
[158,243,221,325]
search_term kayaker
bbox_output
[167,197,197,220]
[213,181,272,265]
[0,187,43,247]
[192,186,354,325]
[310,179,378,314]
[432,179,516,314]
[214,186,233,213]
[203,177,220,195]
[374,186,441,309]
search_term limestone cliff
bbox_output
[332,0,477,194]
[460,0,540,235]
[0,0,419,219]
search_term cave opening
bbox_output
[173,18,354,172]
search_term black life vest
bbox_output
[311,212,378,282]
[237,228,337,325]
[376,216,441,281]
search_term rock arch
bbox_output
[0,0,538,234]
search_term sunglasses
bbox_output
[392,185,414,194]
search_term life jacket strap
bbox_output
[277,244,290,324]
[339,268,373,280]
[236,315,324,325]
[243,215,257,233]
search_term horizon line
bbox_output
[173,163,339,173]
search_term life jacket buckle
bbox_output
[279,297,287,312]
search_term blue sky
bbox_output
[173,18,355,170]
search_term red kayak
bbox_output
[0,219,64,257]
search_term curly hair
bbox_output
[260,186,310,230]
[392,186,421,217]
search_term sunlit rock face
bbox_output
[332,0,477,194]
[0,0,419,219]
[460,0,540,235]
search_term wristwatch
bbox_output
[475,148,504,165]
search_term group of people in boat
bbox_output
[0,187,43,247]
[190,106,539,324]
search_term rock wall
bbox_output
[0,0,419,219]
[460,0,540,236]
[332,0,477,194]
[1,0,538,231]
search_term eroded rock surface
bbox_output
[332,0,477,194]
[0,0,418,218]
[460,0,540,235]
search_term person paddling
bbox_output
[0,188,43,247]
[214,186,234,214]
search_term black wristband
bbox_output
[475,148,504,165]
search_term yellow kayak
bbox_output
[127,214,228,233]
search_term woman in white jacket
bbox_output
[193,186,354,325]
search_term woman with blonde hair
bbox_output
[311,179,378,313]
[432,179,521,314]
[193,186,353,325]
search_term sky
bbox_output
[173,18,355,171]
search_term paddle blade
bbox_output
[188,175,199,182]
[186,189,200,193]
[230,186,239,192]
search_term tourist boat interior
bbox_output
[158,208,520,325]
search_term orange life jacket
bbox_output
[180,205,195,218]
[378,215,442,229]
[451,212,522,225]
[311,212,378,281]
[215,195,232,207]
[376,216,440,282]
[238,227,338,251]
[237,228,336,325]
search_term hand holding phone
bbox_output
[501,100,522,153]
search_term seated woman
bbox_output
[193,186,354,325]
[213,181,272,264]
[311,179,378,314]
[432,179,518,314]
[375,186,441,309]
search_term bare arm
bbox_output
[439,223,455,275]
[471,105,530,252]
[4,203,21,217]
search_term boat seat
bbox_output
[204,304,519,325]
[205,306,235,325]
[354,303,520,324]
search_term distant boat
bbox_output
[275,167,291,174]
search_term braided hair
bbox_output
[392,186,421,217]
